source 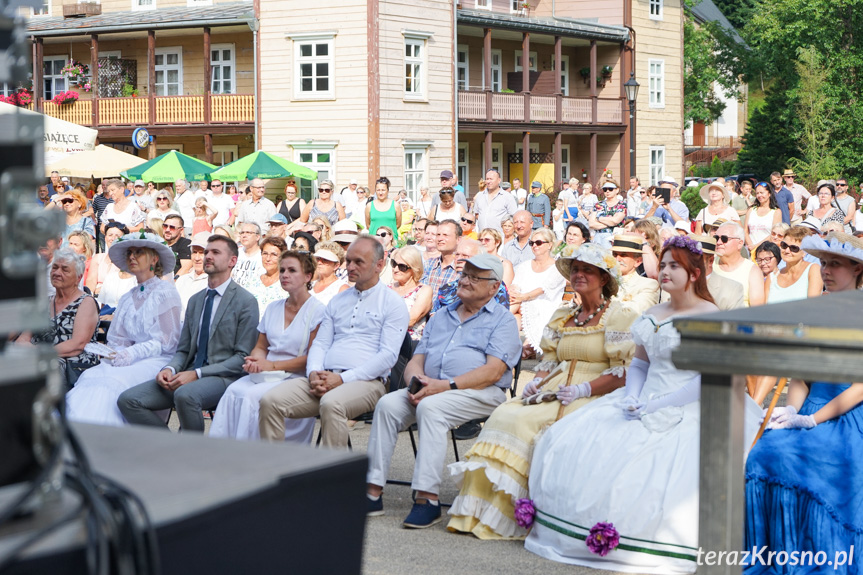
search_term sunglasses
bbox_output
[780,241,801,253]
[712,235,739,244]
[315,257,336,264]
[390,260,411,273]
[164,224,180,230]
[60,198,75,205]
[211,183,222,187]
[439,192,454,197]
[461,217,475,224]
[318,188,332,192]
[378,231,391,238]
[529,240,549,247]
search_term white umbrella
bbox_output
[45,144,146,179]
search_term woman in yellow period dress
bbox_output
[447,243,638,540]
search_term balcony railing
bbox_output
[684,133,742,148]
[34,93,255,127]
[458,90,625,125]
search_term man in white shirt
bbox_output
[258,236,409,448]
[234,178,276,232]
[626,176,645,218]
[231,222,263,287]
[511,178,528,207]
[474,169,517,232]
[782,170,810,224]
[338,179,360,218]
[131,180,154,213]
[174,179,203,236]
[174,232,210,316]
[558,179,577,213]
[204,178,235,227]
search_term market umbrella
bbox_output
[46,144,146,179]
[207,150,318,181]
[120,150,216,183]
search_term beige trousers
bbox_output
[258,377,385,448]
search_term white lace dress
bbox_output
[66,276,182,426]
[209,297,325,442]
[513,260,566,353]
[524,314,761,573]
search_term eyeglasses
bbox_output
[838,183,848,187]
[461,217,475,224]
[479,237,494,243]
[712,235,739,244]
[755,257,775,265]
[163,224,180,231]
[318,188,332,192]
[780,241,801,253]
[378,231,391,238]
[212,183,222,187]
[239,231,260,236]
[460,272,496,284]
[156,197,169,201]
[60,198,75,205]
[529,240,549,247]
[390,260,411,273]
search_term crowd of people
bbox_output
[24,166,863,572]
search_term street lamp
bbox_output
[624,72,640,179]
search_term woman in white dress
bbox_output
[524,236,759,573]
[243,236,288,319]
[743,182,781,253]
[66,233,182,426]
[210,251,325,442]
[310,241,350,305]
[510,228,566,356]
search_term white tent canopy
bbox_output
[0,102,98,168]
[45,144,146,178]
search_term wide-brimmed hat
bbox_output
[611,232,645,254]
[555,243,620,297]
[689,233,717,256]
[798,216,822,233]
[801,232,863,266]
[700,182,730,204]
[108,231,175,277]
[702,218,730,233]
[782,169,796,178]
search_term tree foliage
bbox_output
[736,85,799,178]
[711,0,757,31]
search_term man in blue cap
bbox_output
[525,181,551,229]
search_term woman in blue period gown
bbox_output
[66,233,181,426]
[745,232,863,574]
[210,251,325,443]
[525,236,761,573]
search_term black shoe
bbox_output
[452,421,482,440]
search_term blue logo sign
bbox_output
[132,127,151,150]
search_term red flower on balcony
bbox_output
[52,91,80,106]
[0,89,33,107]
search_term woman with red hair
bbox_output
[524,236,760,573]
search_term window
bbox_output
[649,59,664,108]
[292,35,334,100]
[474,0,491,8]
[552,55,569,96]
[210,44,235,94]
[404,147,427,196]
[514,50,537,72]
[649,146,665,186]
[155,48,183,96]
[482,49,502,91]
[212,145,238,166]
[99,50,121,59]
[510,0,522,12]
[404,39,425,98]
[457,143,469,198]
[515,142,539,156]
[43,56,67,100]
[294,148,335,201]
[1,83,12,96]
[457,45,469,91]
[483,143,503,175]
[553,144,571,181]
[649,0,663,20]
[133,0,154,11]
[31,0,49,16]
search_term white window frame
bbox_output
[474,0,491,9]
[515,142,540,157]
[403,145,428,197]
[154,47,183,96]
[1,83,13,96]
[43,55,67,100]
[649,0,663,20]
[510,0,521,13]
[404,38,425,100]
[649,146,665,186]
[482,49,502,92]
[210,43,235,95]
[514,50,538,72]
[648,59,664,109]
[457,143,469,199]
[30,0,50,16]
[132,0,155,11]
[99,50,121,59]
[457,45,469,91]
[289,32,336,101]
[483,143,504,175]
[212,145,239,166]
[552,54,570,96]
[553,143,571,181]
[293,146,336,199]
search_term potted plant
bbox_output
[519,1,531,15]
[61,60,89,86]
[121,82,138,98]
[52,91,79,105]
[601,65,613,78]
[580,66,591,80]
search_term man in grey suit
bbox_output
[118,235,259,432]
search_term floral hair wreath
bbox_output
[663,235,703,255]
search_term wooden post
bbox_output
[522,131,530,191]
[148,31,156,125]
[484,130,492,173]
[620,132,627,184]
[203,27,211,125]
[522,33,530,122]
[204,133,213,164]
[90,35,99,127]
[148,134,157,160]
[590,40,597,125]
[590,132,597,185]
[484,28,492,122]
[554,132,562,191]
[34,37,44,112]
[367,0,380,186]
[554,35,562,123]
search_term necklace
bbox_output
[573,298,606,327]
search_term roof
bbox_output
[457,9,629,43]
[689,0,745,45]
[27,2,254,36]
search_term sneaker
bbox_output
[367,495,384,517]
[403,499,442,529]
[452,421,482,440]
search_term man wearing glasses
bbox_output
[234,178,276,232]
[782,170,810,225]
[163,214,193,276]
[833,178,857,233]
[710,222,765,307]
[205,178,235,227]
[231,222,264,286]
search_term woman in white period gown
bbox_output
[67,233,181,426]
[524,236,760,573]
[210,251,324,442]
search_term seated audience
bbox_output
[311,241,350,305]
[610,233,660,313]
[390,246,433,341]
[245,236,289,318]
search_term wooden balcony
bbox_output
[458,90,625,126]
[34,93,254,127]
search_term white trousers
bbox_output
[366,386,506,495]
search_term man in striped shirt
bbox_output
[421,219,460,296]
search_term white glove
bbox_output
[523,377,543,397]
[111,348,133,367]
[767,405,798,425]
[769,413,816,430]
[623,358,649,399]
[556,382,591,406]
[617,395,645,420]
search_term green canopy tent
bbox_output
[120,150,216,182]
[207,150,318,181]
